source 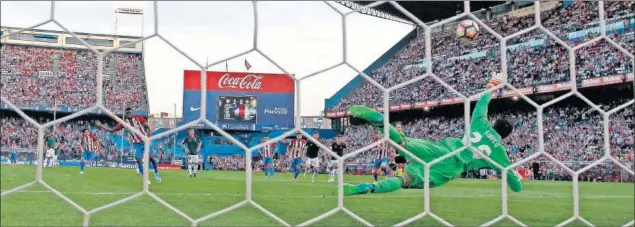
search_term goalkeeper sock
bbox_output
[372,177,403,193]
[188,165,193,175]
[193,165,198,175]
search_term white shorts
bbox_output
[46,149,54,158]
[188,155,199,164]
[306,157,320,167]
[327,160,338,168]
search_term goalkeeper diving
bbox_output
[337,72,523,196]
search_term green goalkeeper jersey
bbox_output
[182,137,200,155]
[46,136,56,149]
[400,92,522,192]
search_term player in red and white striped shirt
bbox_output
[259,136,277,179]
[372,131,391,183]
[77,129,100,174]
[96,107,161,183]
[287,133,307,182]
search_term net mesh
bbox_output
[1,1,634,227]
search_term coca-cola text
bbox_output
[218,73,263,90]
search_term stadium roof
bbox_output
[1,26,142,39]
[338,1,505,25]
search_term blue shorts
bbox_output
[263,157,273,166]
[290,157,303,171]
[82,150,94,161]
[10,153,17,161]
[373,158,389,169]
[132,143,153,159]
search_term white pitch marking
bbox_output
[2,190,632,199]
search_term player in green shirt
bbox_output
[337,72,523,195]
[182,129,202,177]
[45,132,57,168]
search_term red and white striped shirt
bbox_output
[261,143,276,158]
[81,134,99,152]
[113,115,148,144]
[374,138,390,159]
[287,139,306,159]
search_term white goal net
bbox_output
[1,1,633,227]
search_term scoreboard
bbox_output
[182,70,295,131]
[217,95,257,122]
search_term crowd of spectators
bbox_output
[209,155,246,171]
[0,114,184,163]
[0,115,134,162]
[328,1,633,112]
[0,45,148,112]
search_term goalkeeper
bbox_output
[337,72,522,195]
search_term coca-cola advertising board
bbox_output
[183,70,295,131]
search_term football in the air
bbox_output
[456,19,480,41]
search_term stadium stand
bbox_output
[325,1,633,112]
[0,27,149,113]
[0,45,148,112]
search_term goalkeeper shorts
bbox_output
[188,155,199,164]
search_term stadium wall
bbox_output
[323,28,417,110]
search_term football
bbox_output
[456,19,480,41]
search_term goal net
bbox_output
[1,1,633,227]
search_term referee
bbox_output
[304,131,321,183]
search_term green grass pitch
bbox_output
[1,165,633,226]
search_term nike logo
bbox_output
[190,107,201,111]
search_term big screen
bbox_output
[182,70,295,131]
